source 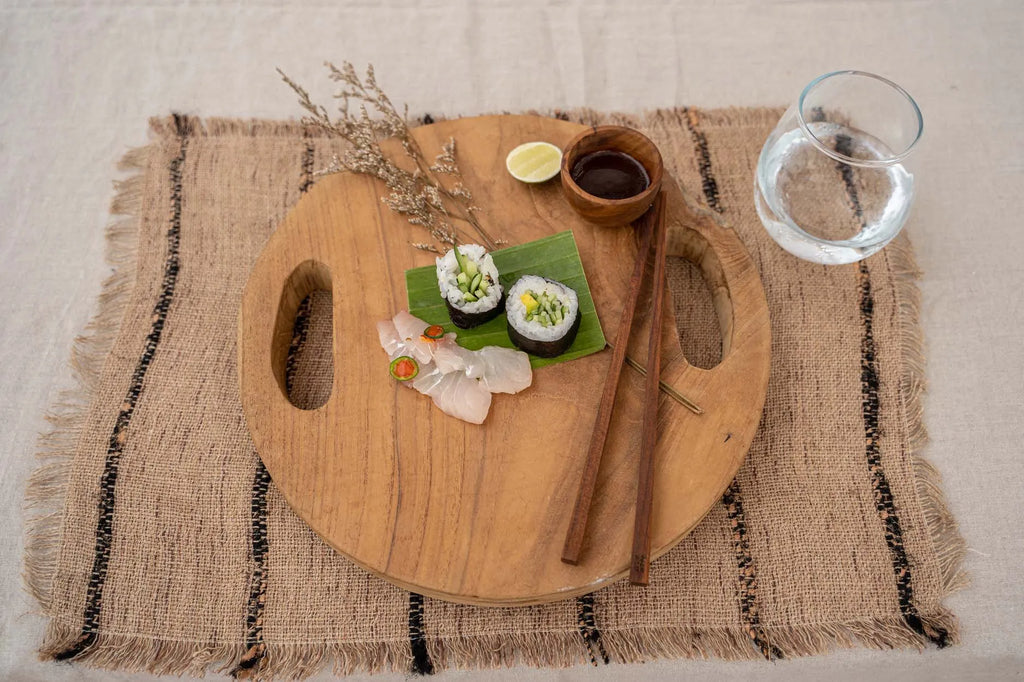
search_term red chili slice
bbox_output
[389,355,419,381]
[422,324,445,340]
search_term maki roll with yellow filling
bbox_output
[506,276,581,358]
[436,244,504,329]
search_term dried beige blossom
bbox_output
[278,62,496,252]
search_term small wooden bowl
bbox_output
[560,126,664,227]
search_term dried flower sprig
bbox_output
[278,62,496,252]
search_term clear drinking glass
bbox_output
[754,71,923,264]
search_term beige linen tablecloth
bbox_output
[1,1,1021,680]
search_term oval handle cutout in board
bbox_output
[238,115,770,606]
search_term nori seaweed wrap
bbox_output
[436,244,503,329]
[505,276,581,358]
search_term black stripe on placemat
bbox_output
[232,463,271,677]
[299,134,315,194]
[576,593,610,665]
[283,296,314,397]
[721,483,783,660]
[408,592,435,675]
[231,138,317,678]
[53,113,192,662]
[684,107,778,660]
[683,107,722,213]
[836,135,950,648]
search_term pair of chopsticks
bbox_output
[561,191,671,585]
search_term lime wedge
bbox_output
[505,141,563,183]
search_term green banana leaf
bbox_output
[405,231,607,369]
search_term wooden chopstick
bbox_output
[615,350,703,415]
[629,190,669,586]
[561,195,661,565]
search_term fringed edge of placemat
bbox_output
[23,112,968,678]
[427,614,962,669]
[23,143,149,617]
[887,234,969,621]
[23,618,966,677]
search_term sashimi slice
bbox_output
[377,310,532,424]
[410,362,446,394]
[392,310,430,339]
[423,372,492,425]
[386,311,433,364]
[433,337,483,378]
[377,318,434,365]
[476,346,533,394]
[376,320,403,357]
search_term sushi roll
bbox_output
[436,244,504,329]
[506,276,582,358]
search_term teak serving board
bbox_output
[239,115,770,606]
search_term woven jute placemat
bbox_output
[25,108,966,678]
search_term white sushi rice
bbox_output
[506,275,579,342]
[436,244,502,313]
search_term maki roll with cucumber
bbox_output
[436,244,504,329]
[506,276,581,358]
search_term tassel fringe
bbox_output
[23,143,148,613]
[24,113,966,678]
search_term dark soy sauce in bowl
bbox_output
[570,150,651,200]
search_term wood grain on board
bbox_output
[238,115,771,606]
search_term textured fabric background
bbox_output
[2,2,1021,681]
[23,108,961,678]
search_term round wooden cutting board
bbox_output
[238,115,770,606]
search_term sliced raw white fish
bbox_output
[423,372,491,425]
[393,310,429,341]
[378,319,431,364]
[476,346,533,394]
[433,338,483,378]
[410,362,445,394]
[387,311,434,364]
[377,310,533,424]
[376,320,403,357]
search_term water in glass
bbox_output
[754,71,922,265]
